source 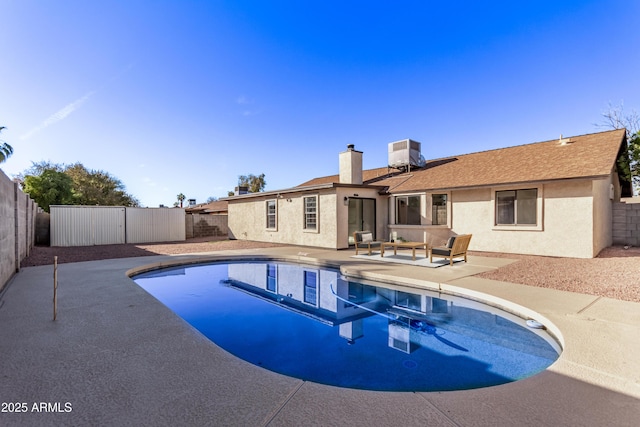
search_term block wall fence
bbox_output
[1,169,37,292]
[185,213,228,238]
[613,200,640,246]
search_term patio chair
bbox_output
[353,231,383,256]
[430,234,472,266]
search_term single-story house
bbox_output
[226,129,630,258]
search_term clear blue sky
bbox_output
[1,1,639,207]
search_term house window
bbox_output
[347,282,377,305]
[303,196,317,230]
[432,194,447,225]
[496,189,537,225]
[266,264,277,292]
[396,195,421,225]
[303,270,318,305]
[396,290,421,311]
[266,200,277,229]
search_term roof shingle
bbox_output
[298,129,626,193]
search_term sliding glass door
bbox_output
[348,198,376,244]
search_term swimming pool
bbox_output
[133,261,560,392]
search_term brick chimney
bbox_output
[339,144,363,185]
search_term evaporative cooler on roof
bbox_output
[388,139,425,171]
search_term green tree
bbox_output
[0,126,13,164]
[22,169,74,212]
[239,173,267,193]
[227,173,267,196]
[177,193,186,208]
[65,163,139,206]
[19,161,140,209]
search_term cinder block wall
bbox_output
[613,201,640,246]
[0,169,37,292]
[0,170,16,291]
[185,213,228,238]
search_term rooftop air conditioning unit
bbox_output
[388,139,426,171]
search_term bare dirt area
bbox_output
[474,246,640,303]
[21,239,640,303]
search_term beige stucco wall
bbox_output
[229,189,339,248]
[229,187,387,249]
[451,180,598,258]
[592,176,614,256]
[229,176,613,258]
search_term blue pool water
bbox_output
[133,261,560,392]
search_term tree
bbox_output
[22,169,74,212]
[65,163,140,206]
[0,126,13,164]
[239,173,267,193]
[206,196,218,203]
[177,193,186,208]
[19,161,140,209]
[227,173,267,196]
[598,102,640,195]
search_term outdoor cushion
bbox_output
[353,231,383,256]
[431,247,452,256]
[446,237,456,248]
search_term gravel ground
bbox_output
[21,238,640,303]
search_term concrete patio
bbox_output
[0,246,638,426]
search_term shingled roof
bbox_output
[185,200,228,213]
[298,129,627,193]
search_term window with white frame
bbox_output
[266,199,277,229]
[396,195,421,225]
[431,194,447,225]
[266,264,277,292]
[495,189,537,225]
[303,270,318,305]
[303,196,317,230]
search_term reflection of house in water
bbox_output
[226,262,559,358]
[226,263,452,353]
[227,263,382,335]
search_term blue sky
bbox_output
[1,0,639,207]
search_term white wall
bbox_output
[50,206,185,247]
[126,207,185,243]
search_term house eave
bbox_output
[222,183,388,201]
[385,174,613,194]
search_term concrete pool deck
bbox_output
[0,246,638,426]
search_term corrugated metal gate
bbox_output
[50,206,185,247]
[126,207,185,243]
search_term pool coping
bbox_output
[1,246,639,426]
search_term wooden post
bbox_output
[53,256,58,321]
